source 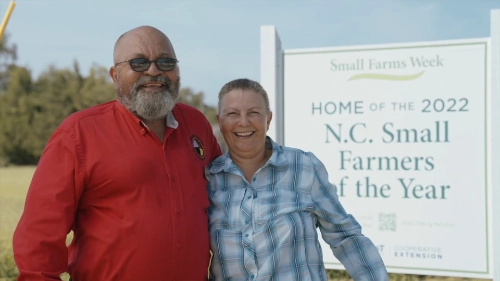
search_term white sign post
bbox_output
[490,9,500,281]
[261,10,499,280]
[260,25,284,145]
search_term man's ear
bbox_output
[109,66,118,84]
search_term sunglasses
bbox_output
[115,57,179,72]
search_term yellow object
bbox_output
[0,0,16,40]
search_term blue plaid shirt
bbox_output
[207,137,388,281]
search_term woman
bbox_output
[207,78,388,281]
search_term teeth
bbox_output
[235,132,253,137]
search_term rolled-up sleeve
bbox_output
[307,152,388,281]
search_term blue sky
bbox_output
[3,0,500,106]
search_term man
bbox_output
[13,26,221,281]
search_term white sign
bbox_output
[280,39,492,279]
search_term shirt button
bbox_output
[140,128,145,133]
[253,178,256,182]
[245,234,249,237]
[247,196,251,199]
[176,208,181,214]
[245,219,250,224]
[177,243,181,248]
[250,274,255,279]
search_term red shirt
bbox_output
[13,100,222,281]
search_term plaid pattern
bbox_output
[207,137,388,281]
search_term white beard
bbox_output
[117,76,180,121]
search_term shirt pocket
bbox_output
[207,188,247,231]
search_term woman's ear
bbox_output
[266,111,273,131]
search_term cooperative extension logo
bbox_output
[376,244,444,260]
[393,245,443,260]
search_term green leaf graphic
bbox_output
[348,71,425,81]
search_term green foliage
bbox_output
[204,105,218,125]
[179,87,218,124]
[0,32,18,94]
[0,242,18,281]
[0,66,37,164]
[0,62,116,165]
[327,269,352,280]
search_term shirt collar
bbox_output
[209,136,288,174]
[166,110,178,129]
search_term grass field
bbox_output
[0,166,35,280]
[0,166,34,243]
[0,166,490,281]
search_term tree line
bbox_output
[0,35,222,166]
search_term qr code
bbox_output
[379,213,396,231]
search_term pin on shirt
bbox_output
[190,135,205,160]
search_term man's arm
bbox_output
[209,132,223,160]
[202,115,222,161]
[307,152,389,281]
[13,128,85,281]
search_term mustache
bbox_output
[133,76,173,91]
